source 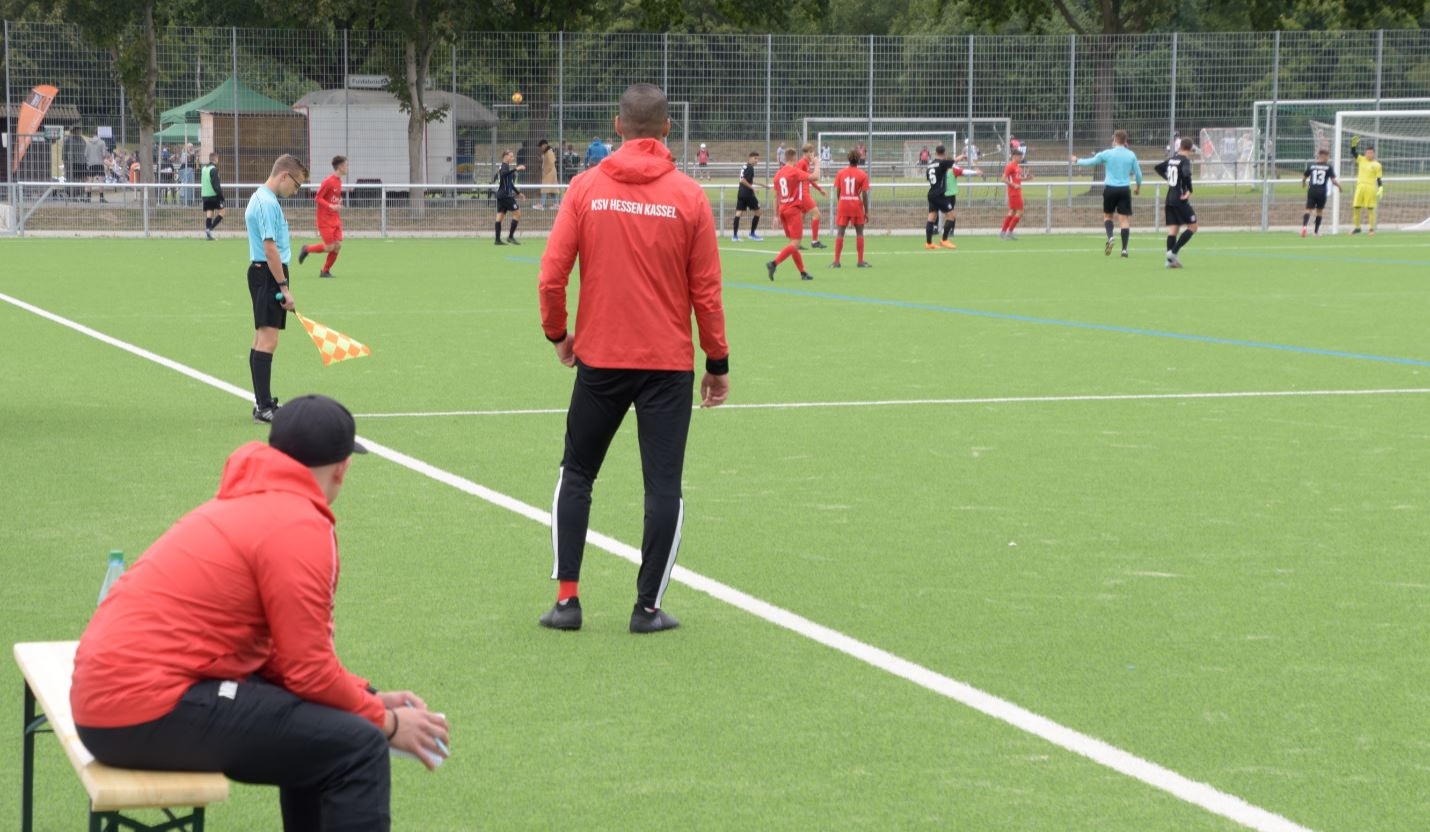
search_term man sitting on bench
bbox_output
[70,395,449,832]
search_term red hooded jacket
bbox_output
[539,137,728,372]
[71,442,385,729]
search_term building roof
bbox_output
[292,89,497,129]
[0,103,82,122]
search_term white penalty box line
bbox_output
[1,290,1318,832]
[353,388,1430,419]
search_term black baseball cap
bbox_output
[269,394,367,467]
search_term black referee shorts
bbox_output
[1102,186,1133,216]
[248,262,288,330]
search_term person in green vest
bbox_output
[201,153,226,241]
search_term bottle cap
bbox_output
[108,550,124,562]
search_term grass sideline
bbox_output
[2,231,1427,831]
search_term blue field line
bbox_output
[727,282,1430,367]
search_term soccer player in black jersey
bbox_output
[923,145,967,249]
[1154,138,1197,269]
[733,152,766,241]
[493,150,525,245]
[1300,148,1341,238]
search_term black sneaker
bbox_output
[857,261,873,268]
[319,271,334,278]
[539,597,583,631]
[810,240,826,249]
[495,239,506,245]
[829,261,842,269]
[1104,236,1115,256]
[252,398,279,424]
[507,237,521,245]
[766,261,777,281]
[800,272,814,281]
[298,246,309,265]
[1120,250,1129,258]
[630,605,679,634]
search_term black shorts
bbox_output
[203,196,225,212]
[1164,203,1197,227]
[497,196,519,213]
[927,194,954,214]
[1305,191,1328,210]
[736,192,760,212]
[248,262,288,331]
[1102,186,1133,216]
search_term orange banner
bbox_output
[11,85,58,173]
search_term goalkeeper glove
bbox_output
[1350,135,1361,157]
[1377,186,1384,200]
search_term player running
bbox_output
[1154,138,1198,269]
[1300,147,1341,237]
[1073,129,1142,257]
[830,149,871,269]
[493,150,525,245]
[923,145,968,250]
[765,148,815,282]
[732,151,766,241]
[298,155,347,278]
[1349,137,1382,235]
[797,143,827,248]
[1000,153,1028,239]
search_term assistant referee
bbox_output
[246,154,309,424]
[537,83,730,635]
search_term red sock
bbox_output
[833,236,844,263]
[811,218,820,241]
[323,250,339,271]
[775,244,792,265]
[791,248,806,272]
[1001,216,1011,232]
[558,581,579,602]
[1010,215,1022,231]
[306,243,326,254]
[856,236,865,261]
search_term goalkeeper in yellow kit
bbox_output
[1350,136,1383,235]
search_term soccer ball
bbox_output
[511,92,523,105]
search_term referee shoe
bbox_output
[630,605,679,634]
[539,597,583,631]
[252,398,280,424]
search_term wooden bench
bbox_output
[16,641,229,832]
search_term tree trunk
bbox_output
[134,1,159,186]
[404,37,432,217]
[1091,38,1116,157]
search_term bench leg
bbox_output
[21,681,43,832]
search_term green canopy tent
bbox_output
[159,76,291,127]
[153,122,200,144]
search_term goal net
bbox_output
[801,117,1010,179]
[1253,97,1430,177]
[1326,109,1430,233]
[815,131,955,179]
[1196,127,1254,181]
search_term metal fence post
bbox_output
[4,18,15,226]
[1169,33,1178,148]
[662,32,669,93]
[967,35,974,142]
[1044,184,1052,233]
[380,186,387,236]
[231,27,239,181]
[1066,35,1075,207]
[866,35,874,151]
[142,186,150,237]
[1260,31,1280,231]
[764,34,772,181]
[558,31,564,181]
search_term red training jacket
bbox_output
[71,442,384,729]
[540,137,728,371]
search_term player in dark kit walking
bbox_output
[923,145,967,250]
[493,151,525,245]
[538,83,729,634]
[1154,138,1198,269]
[245,155,308,424]
[732,151,766,241]
[1300,147,1341,238]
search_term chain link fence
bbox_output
[4,24,1430,235]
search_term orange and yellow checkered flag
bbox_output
[295,312,372,367]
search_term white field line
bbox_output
[722,241,1430,257]
[353,387,1430,419]
[1,289,1317,832]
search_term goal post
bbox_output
[1252,97,1430,178]
[1329,109,1430,234]
[815,131,956,179]
[800,117,1011,174]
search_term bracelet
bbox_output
[277,280,289,288]
[385,709,399,739]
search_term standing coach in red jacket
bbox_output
[71,395,449,832]
[538,83,730,635]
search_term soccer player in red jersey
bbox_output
[797,143,827,248]
[1000,154,1028,239]
[831,149,871,269]
[765,148,814,282]
[298,155,347,278]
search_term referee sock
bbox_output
[1104,219,1114,239]
[925,222,936,244]
[1314,215,1323,233]
[509,219,519,239]
[249,349,273,407]
[1175,229,1195,253]
[733,217,741,236]
[211,215,223,230]
[1166,234,1176,255]
[1120,228,1130,251]
[204,217,212,231]
[750,216,760,234]
[494,221,502,242]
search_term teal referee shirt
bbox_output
[1076,146,1143,188]
[245,185,291,263]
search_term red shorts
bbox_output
[835,205,866,227]
[801,194,817,212]
[317,222,343,245]
[1007,193,1024,211]
[779,209,804,240]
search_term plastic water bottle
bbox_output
[97,550,125,606]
